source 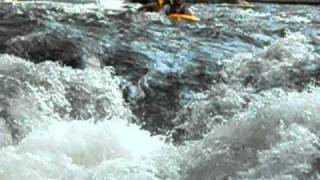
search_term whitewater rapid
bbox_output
[0,1,320,180]
[0,54,180,180]
[1,33,320,179]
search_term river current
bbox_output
[0,1,319,179]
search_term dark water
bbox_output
[0,1,320,179]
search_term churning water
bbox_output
[0,1,319,179]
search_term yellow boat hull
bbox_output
[168,13,200,22]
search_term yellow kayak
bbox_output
[168,14,200,22]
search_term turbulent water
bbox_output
[0,1,320,179]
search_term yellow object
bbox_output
[168,14,200,22]
[158,0,165,9]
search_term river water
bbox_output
[0,1,320,179]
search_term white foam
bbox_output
[95,0,126,10]
[0,120,12,147]
[0,120,169,180]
